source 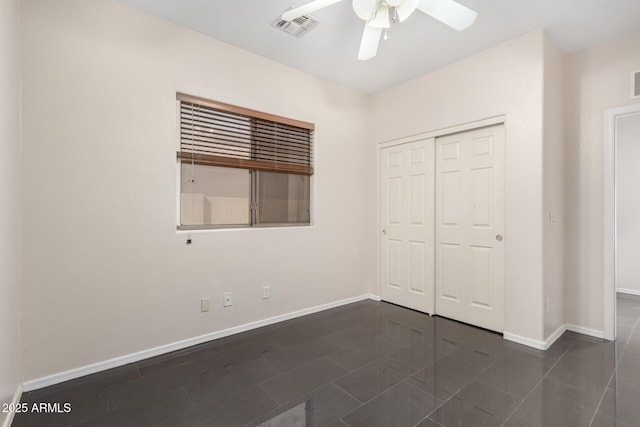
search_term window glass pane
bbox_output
[256,171,310,224]
[180,164,250,226]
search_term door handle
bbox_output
[496,234,503,242]
[382,229,387,235]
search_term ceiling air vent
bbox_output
[272,15,319,38]
[633,70,640,99]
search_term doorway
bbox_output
[604,104,640,340]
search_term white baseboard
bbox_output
[617,288,640,296]
[505,323,606,351]
[566,324,605,339]
[503,332,548,350]
[2,384,23,427]
[544,324,567,348]
[23,294,374,392]
[367,293,381,301]
[504,325,566,350]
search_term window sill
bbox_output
[176,224,314,233]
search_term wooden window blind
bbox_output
[177,93,314,175]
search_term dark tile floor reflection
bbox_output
[13,294,640,427]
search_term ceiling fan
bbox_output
[281,0,478,60]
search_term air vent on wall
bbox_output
[272,15,319,38]
[633,70,640,99]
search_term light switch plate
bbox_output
[201,297,210,312]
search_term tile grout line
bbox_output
[331,310,475,425]
[252,355,373,422]
[587,308,640,427]
[587,368,617,427]
[499,336,578,426]
[180,384,197,410]
[261,307,400,425]
[260,354,285,374]
[332,355,433,425]
[252,356,366,425]
[329,306,399,425]
[254,307,424,425]
[335,374,433,426]
[411,354,497,427]
[256,355,337,389]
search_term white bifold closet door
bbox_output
[435,125,505,332]
[380,139,435,314]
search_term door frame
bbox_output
[376,115,506,309]
[603,103,640,341]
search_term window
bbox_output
[177,93,314,229]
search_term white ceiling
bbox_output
[115,0,640,93]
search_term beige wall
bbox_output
[616,113,640,294]
[21,0,370,381]
[368,31,547,342]
[542,34,566,338]
[0,0,23,419]
[565,32,640,332]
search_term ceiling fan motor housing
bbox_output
[353,0,419,24]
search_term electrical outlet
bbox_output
[262,286,270,299]
[201,297,210,313]
[223,292,233,307]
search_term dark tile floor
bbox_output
[13,294,640,427]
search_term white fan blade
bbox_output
[352,0,377,20]
[397,0,419,21]
[282,0,345,21]
[358,23,382,60]
[417,0,477,31]
[369,6,390,28]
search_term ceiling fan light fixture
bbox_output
[369,5,390,28]
[352,0,377,20]
[396,0,419,21]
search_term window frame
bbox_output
[175,94,314,231]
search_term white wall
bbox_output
[21,0,370,382]
[368,30,547,342]
[616,112,640,294]
[565,32,640,332]
[542,34,566,338]
[0,0,23,421]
